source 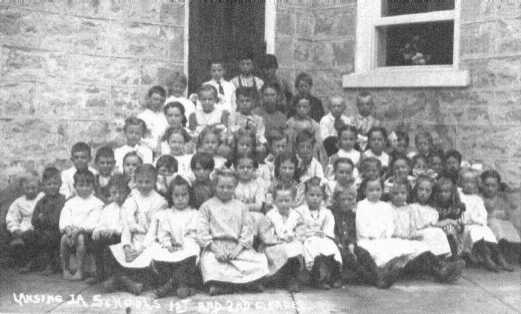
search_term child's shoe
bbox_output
[176,285,194,299]
[154,278,175,298]
[120,275,143,295]
[434,259,465,283]
[496,253,514,272]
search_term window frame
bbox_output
[343,0,469,88]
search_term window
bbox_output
[343,0,469,88]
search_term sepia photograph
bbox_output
[0,0,519,313]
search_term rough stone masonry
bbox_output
[1,0,521,188]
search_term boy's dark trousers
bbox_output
[8,230,39,265]
[90,234,121,281]
[340,245,379,285]
[154,256,201,289]
[34,228,61,269]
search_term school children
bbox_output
[60,142,98,199]
[114,117,153,172]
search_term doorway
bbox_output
[188,0,266,93]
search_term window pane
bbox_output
[377,21,453,66]
[382,0,454,16]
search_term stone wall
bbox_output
[276,0,521,187]
[0,0,186,187]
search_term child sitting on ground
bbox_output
[59,170,104,281]
[109,165,168,294]
[197,168,269,296]
[32,167,65,275]
[138,85,168,153]
[6,171,44,273]
[90,174,130,284]
[94,146,116,203]
[262,183,306,292]
[114,117,153,172]
[60,142,98,199]
[151,176,201,298]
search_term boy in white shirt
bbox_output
[114,117,153,172]
[320,96,353,156]
[59,170,104,281]
[5,171,44,272]
[60,142,98,199]
[203,59,236,113]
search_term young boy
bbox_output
[5,171,44,272]
[254,82,288,137]
[229,86,266,144]
[94,146,116,203]
[290,72,324,123]
[445,149,462,178]
[90,174,130,284]
[260,54,293,113]
[32,167,66,275]
[190,152,215,209]
[320,96,353,156]
[138,85,169,153]
[114,117,153,172]
[353,92,381,151]
[60,142,98,199]
[203,59,236,113]
[165,72,196,120]
[326,158,356,205]
[231,50,264,91]
[59,170,104,280]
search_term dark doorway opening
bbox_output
[188,0,266,94]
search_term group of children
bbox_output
[5,53,521,299]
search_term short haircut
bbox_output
[304,176,324,193]
[333,157,354,171]
[233,152,258,169]
[95,146,114,162]
[395,130,410,146]
[162,126,191,143]
[359,157,382,173]
[148,85,166,98]
[168,72,187,89]
[429,149,445,163]
[332,185,357,202]
[356,91,374,105]
[411,154,428,167]
[367,126,388,143]
[163,101,187,127]
[198,84,218,99]
[337,125,358,138]
[295,72,313,88]
[190,152,215,170]
[42,167,61,182]
[261,81,281,94]
[262,54,278,69]
[390,177,410,193]
[445,149,462,164]
[235,86,257,100]
[295,129,315,145]
[414,131,433,145]
[73,169,95,186]
[107,173,130,194]
[156,155,178,173]
[267,129,287,146]
[134,164,157,179]
[238,49,254,61]
[208,58,225,67]
[20,170,40,185]
[124,117,147,134]
[214,168,238,183]
[390,152,411,169]
[294,94,312,106]
[123,151,143,165]
[273,182,296,199]
[71,142,91,157]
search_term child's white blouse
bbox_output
[5,193,44,233]
[59,194,104,232]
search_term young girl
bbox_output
[409,131,433,159]
[109,165,168,295]
[295,177,342,289]
[328,125,361,174]
[287,96,327,166]
[151,176,201,298]
[189,85,227,137]
[390,180,463,283]
[353,92,381,151]
[363,127,390,170]
[262,183,305,292]
[356,178,419,288]
[197,126,227,170]
[234,153,268,237]
[481,170,521,265]
[431,173,466,259]
[289,72,324,122]
[356,157,382,201]
[258,131,288,183]
[459,169,511,271]
[90,174,130,285]
[383,153,413,198]
[155,155,178,197]
[138,86,169,153]
[428,149,445,178]
[160,127,193,179]
[122,152,143,190]
[161,102,195,155]
[326,158,356,206]
[165,72,196,121]
[295,129,325,183]
[266,152,305,209]
[114,117,153,172]
[190,152,215,209]
[197,169,269,295]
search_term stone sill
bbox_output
[342,67,470,88]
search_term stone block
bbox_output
[1,47,47,82]
[109,22,169,59]
[313,7,355,38]
[100,57,141,85]
[110,84,143,118]
[0,81,37,116]
[295,10,314,37]
[276,10,296,36]
[274,36,295,69]
[166,26,185,62]
[460,22,496,56]
[0,10,21,36]
[159,1,185,26]
[495,18,521,54]
[495,0,521,18]
[461,0,496,22]
[332,40,355,68]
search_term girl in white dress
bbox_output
[262,183,306,292]
[459,169,511,271]
[159,127,194,180]
[109,165,168,295]
[189,85,228,137]
[363,127,390,170]
[197,169,269,296]
[326,125,361,179]
[151,176,201,298]
[295,177,342,289]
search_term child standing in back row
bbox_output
[203,59,236,113]
[231,51,264,92]
[60,142,98,199]
[115,117,153,173]
[138,86,169,154]
[165,72,196,121]
[353,92,381,151]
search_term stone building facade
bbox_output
[0,0,520,186]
